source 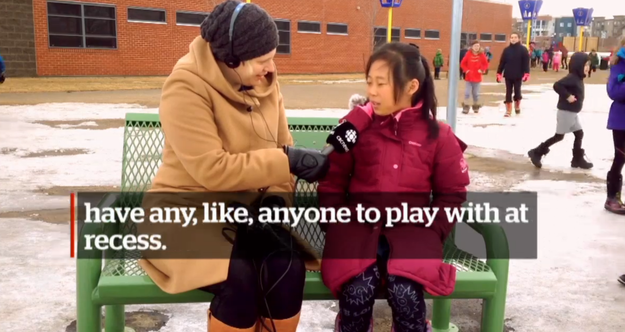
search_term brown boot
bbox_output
[258,312,301,332]
[514,100,521,114]
[209,311,257,332]
[605,172,625,215]
[504,102,512,117]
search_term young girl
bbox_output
[461,40,489,113]
[552,51,562,72]
[605,39,625,214]
[318,42,471,332]
[542,48,550,72]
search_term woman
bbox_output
[605,39,625,214]
[136,1,328,331]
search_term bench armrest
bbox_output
[465,222,509,280]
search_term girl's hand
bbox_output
[567,95,577,103]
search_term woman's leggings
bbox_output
[200,225,306,328]
[338,264,427,332]
[609,130,625,175]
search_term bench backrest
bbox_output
[119,113,338,252]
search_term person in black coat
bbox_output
[496,32,530,117]
[459,44,468,80]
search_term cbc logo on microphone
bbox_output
[345,129,357,143]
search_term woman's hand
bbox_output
[283,146,330,183]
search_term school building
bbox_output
[0,0,513,77]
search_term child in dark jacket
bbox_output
[527,52,594,169]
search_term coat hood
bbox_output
[569,52,590,78]
[178,36,277,107]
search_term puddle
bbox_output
[33,119,124,130]
[21,149,90,158]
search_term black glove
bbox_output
[283,146,330,183]
[260,195,287,209]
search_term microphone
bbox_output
[321,120,359,155]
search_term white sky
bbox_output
[500,0,616,19]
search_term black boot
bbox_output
[527,142,550,168]
[605,172,625,215]
[571,148,593,169]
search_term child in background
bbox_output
[552,51,562,72]
[460,40,489,113]
[604,39,625,214]
[318,42,470,332]
[527,52,594,169]
[589,50,599,78]
[484,46,493,74]
[433,49,444,80]
[0,53,5,84]
[542,48,550,72]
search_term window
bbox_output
[297,21,321,33]
[327,23,348,35]
[275,19,291,54]
[46,1,117,49]
[560,22,564,27]
[467,33,477,42]
[480,33,492,41]
[176,11,208,26]
[567,23,572,27]
[373,27,400,49]
[494,34,507,42]
[405,28,421,39]
[127,7,166,23]
[424,30,440,39]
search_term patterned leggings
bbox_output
[338,263,427,332]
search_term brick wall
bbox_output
[33,0,513,76]
[0,0,37,77]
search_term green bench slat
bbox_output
[94,270,497,305]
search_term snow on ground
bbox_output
[1,83,624,331]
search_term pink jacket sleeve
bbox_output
[429,124,471,241]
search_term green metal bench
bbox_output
[76,113,510,332]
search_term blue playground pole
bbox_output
[446,0,463,132]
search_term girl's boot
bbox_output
[527,142,551,168]
[514,100,521,114]
[605,172,625,215]
[462,102,471,114]
[472,103,481,113]
[571,148,593,169]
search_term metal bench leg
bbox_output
[431,299,459,332]
[105,305,130,332]
[481,259,509,332]
[77,259,102,332]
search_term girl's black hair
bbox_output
[365,42,440,139]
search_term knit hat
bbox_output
[201,0,278,63]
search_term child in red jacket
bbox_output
[318,42,470,332]
[460,40,489,113]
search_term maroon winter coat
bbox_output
[317,103,470,298]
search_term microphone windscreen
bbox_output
[326,121,358,153]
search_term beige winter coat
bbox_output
[137,36,321,294]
